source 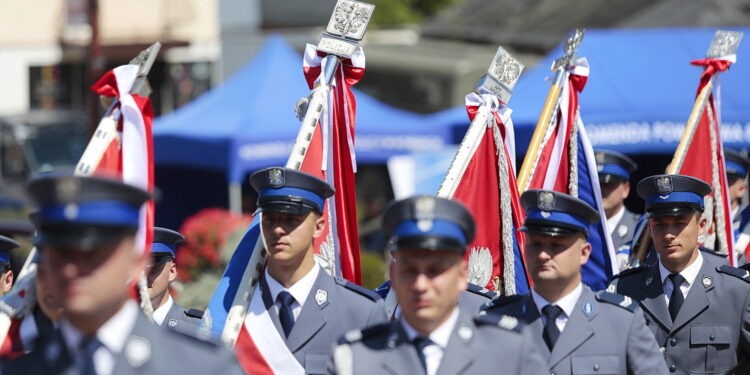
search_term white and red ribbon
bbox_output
[91,65,155,255]
[235,286,305,375]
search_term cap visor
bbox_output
[391,235,465,254]
[257,202,315,215]
[520,223,585,237]
[646,206,701,218]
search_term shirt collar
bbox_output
[401,307,459,349]
[264,263,320,307]
[607,206,626,236]
[531,282,583,319]
[60,300,139,355]
[659,250,703,286]
[152,295,174,326]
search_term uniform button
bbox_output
[669,364,677,372]
[670,338,677,347]
[593,364,599,371]
[710,334,715,341]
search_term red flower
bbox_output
[175,208,252,282]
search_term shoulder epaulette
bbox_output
[480,294,522,311]
[611,265,647,280]
[184,308,204,319]
[166,324,221,347]
[595,291,637,312]
[337,322,391,345]
[717,265,750,283]
[466,283,498,300]
[373,280,391,299]
[335,277,382,301]
[474,314,523,333]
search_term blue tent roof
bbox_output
[435,27,750,155]
[153,35,450,183]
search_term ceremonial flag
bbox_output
[435,46,530,296]
[669,51,737,264]
[523,58,618,291]
[89,64,156,256]
[447,93,529,294]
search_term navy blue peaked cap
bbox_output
[520,190,599,237]
[595,149,637,183]
[250,167,334,215]
[724,149,750,179]
[151,227,184,257]
[636,174,711,218]
[27,174,150,251]
[382,196,475,254]
[0,235,19,265]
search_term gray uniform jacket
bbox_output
[328,309,549,375]
[257,269,388,374]
[611,208,640,251]
[1,311,243,375]
[162,301,202,330]
[613,261,750,374]
[481,285,667,375]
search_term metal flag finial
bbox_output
[707,30,743,58]
[317,0,375,58]
[552,28,586,72]
[127,42,161,98]
[476,46,524,104]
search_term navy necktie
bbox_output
[413,336,432,373]
[78,337,101,375]
[542,304,563,350]
[668,273,686,321]
[277,291,296,337]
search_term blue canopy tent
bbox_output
[433,28,750,156]
[153,35,451,221]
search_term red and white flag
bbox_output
[298,44,364,285]
[90,64,156,256]
[672,55,736,265]
[524,58,618,291]
[438,93,529,295]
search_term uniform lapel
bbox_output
[285,270,329,353]
[671,260,712,332]
[111,313,154,375]
[547,287,595,368]
[636,262,672,331]
[381,322,425,375]
[259,274,286,340]
[163,300,181,327]
[435,311,475,375]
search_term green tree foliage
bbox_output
[370,0,461,26]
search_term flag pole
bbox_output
[517,29,584,193]
[214,0,374,346]
[0,42,161,345]
[632,30,742,264]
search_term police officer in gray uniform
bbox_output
[147,227,202,330]
[248,167,387,374]
[612,174,750,374]
[329,196,549,375]
[2,174,243,374]
[482,189,667,375]
[595,149,640,268]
